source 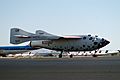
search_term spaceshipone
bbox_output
[10,28,110,58]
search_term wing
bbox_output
[61,36,81,39]
[58,35,82,39]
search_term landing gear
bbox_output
[59,51,63,58]
[69,54,73,58]
[29,52,31,55]
[92,54,98,57]
[0,54,7,57]
[59,53,62,58]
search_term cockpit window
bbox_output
[88,34,91,36]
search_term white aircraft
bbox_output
[10,28,110,58]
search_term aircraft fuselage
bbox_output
[30,35,110,52]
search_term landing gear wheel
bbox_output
[92,54,97,57]
[59,53,62,58]
[0,54,7,57]
[69,54,73,58]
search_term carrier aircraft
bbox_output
[10,28,110,58]
[0,45,39,57]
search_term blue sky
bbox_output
[0,0,120,50]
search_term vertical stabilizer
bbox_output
[10,28,35,44]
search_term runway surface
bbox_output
[0,57,120,80]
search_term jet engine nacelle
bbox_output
[29,40,52,48]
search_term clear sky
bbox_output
[0,0,120,50]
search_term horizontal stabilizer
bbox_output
[14,35,31,38]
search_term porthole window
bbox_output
[95,38,98,40]
[88,34,91,36]
[102,38,104,41]
[89,37,93,40]
[83,37,86,40]
[60,46,62,49]
[87,46,90,48]
[99,50,102,53]
[83,45,85,47]
[94,42,98,45]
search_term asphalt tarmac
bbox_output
[0,57,120,80]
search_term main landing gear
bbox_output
[92,54,98,57]
[59,51,63,58]
[69,54,73,58]
[58,51,73,58]
[0,54,7,57]
[59,53,62,58]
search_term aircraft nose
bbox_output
[97,38,110,48]
[104,39,110,45]
[101,38,110,45]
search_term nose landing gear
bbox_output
[59,53,62,58]
[69,54,73,58]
